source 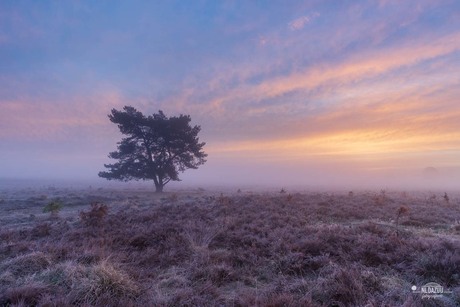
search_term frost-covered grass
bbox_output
[1,187,459,306]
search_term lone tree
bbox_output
[99,106,207,192]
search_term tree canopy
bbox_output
[99,106,207,192]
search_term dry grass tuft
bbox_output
[3,281,50,306]
[37,260,140,306]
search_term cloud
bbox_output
[191,28,460,170]
[179,31,460,120]
[288,12,319,30]
[151,24,460,170]
[0,88,125,140]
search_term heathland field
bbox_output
[0,186,459,306]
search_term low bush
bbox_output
[79,202,108,227]
[43,199,63,217]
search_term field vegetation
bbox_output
[0,186,459,306]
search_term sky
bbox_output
[1,0,460,189]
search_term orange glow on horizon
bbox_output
[208,126,460,169]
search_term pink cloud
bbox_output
[0,89,125,140]
[197,31,460,116]
[288,12,320,30]
[169,26,460,170]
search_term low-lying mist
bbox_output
[3,168,457,194]
[179,160,460,192]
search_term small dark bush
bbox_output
[32,223,52,238]
[43,199,63,217]
[454,224,460,232]
[129,235,150,250]
[79,202,108,227]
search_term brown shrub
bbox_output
[31,222,52,238]
[79,202,108,227]
[129,235,150,250]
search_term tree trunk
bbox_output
[155,184,164,193]
[153,174,164,193]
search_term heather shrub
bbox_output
[276,252,329,277]
[0,251,51,277]
[311,264,369,306]
[395,205,409,237]
[129,235,150,250]
[377,275,413,305]
[156,267,189,289]
[444,192,450,203]
[3,281,50,306]
[76,252,101,265]
[0,241,32,263]
[454,224,460,232]
[31,222,52,238]
[1,188,460,305]
[414,247,460,287]
[133,226,191,269]
[188,262,237,287]
[79,202,108,227]
[167,193,178,203]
